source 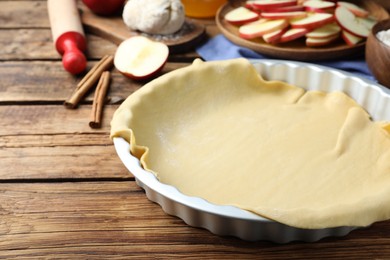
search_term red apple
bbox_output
[341,30,363,46]
[280,27,308,42]
[261,11,307,20]
[337,1,369,17]
[82,0,125,16]
[114,36,169,80]
[306,34,339,47]
[335,6,370,38]
[239,19,289,39]
[290,13,334,30]
[225,7,260,26]
[305,23,340,39]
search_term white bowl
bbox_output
[113,59,390,243]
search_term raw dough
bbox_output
[122,0,185,35]
[111,59,390,229]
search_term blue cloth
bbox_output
[196,34,375,81]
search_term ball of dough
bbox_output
[122,0,185,35]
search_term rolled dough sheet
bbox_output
[111,59,390,229]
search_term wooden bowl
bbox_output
[217,0,389,61]
[366,19,390,88]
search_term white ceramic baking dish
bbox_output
[113,59,390,243]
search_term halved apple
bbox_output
[239,19,289,39]
[337,1,369,17]
[290,12,334,30]
[335,6,370,38]
[114,36,169,80]
[280,27,309,42]
[306,34,339,47]
[225,6,260,25]
[261,11,307,20]
[305,23,340,39]
[341,30,363,46]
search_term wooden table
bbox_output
[1,1,390,258]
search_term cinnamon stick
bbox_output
[89,71,111,129]
[64,54,114,109]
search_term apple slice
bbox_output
[335,6,370,38]
[337,1,369,17]
[341,30,363,46]
[357,16,377,31]
[306,34,339,47]
[225,6,260,25]
[237,18,269,38]
[261,11,307,20]
[263,27,288,43]
[303,0,335,13]
[239,19,289,39]
[266,5,305,12]
[114,36,169,80]
[290,12,334,30]
[280,27,308,43]
[305,23,341,39]
[245,1,256,10]
[252,0,298,11]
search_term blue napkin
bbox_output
[196,34,375,81]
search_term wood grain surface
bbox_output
[0,61,187,103]
[80,6,207,53]
[1,0,390,258]
[1,182,390,258]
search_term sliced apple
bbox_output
[252,0,298,11]
[303,0,335,13]
[341,30,363,46]
[306,34,339,47]
[290,12,334,30]
[266,5,305,12]
[225,6,260,26]
[335,6,370,38]
[263,27,288,43]
[114,36,169,80]
[280,27,308,42]
[237,18,269,39]
[337,1,369,17]
[245,1,256,10]
[357,16,377,31]
[239,19,289,39]
[305,23,340,39]
[261,11,307,19]
[240,0,373,48]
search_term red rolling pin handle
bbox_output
[56,32,87,75]
[47,0,87,75]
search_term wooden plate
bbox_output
[80,6,206,54]
[216,0,389,61]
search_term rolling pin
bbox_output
[47,0,87,74]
